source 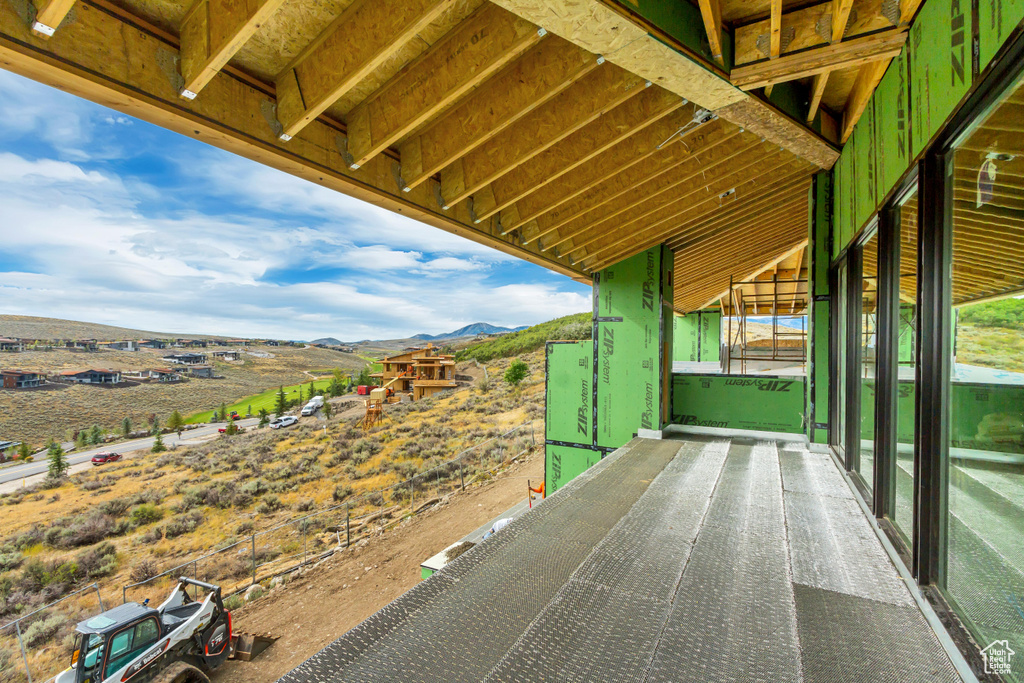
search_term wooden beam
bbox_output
[178,0,286,99]
[275,0,455,141]
[440,66,647,208]
[841,58,890,141]
[807,73,829,122]
[697,0,724,64]
[0,0,587,282]
[685,237,808,310]
[501,108,707,234]
[522,122,742,244]
[472,86,684,221]
[731,29,907,90]
[832,0,856,40]
[31,0,75,36]
[345,3,542,169]
[554,141,778,255]
[770,0,783,58]
[734,0,896,66]
[540,132,761,251]
[575,156,802,265]
[398,38,598,190]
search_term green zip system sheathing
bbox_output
[672,375,807,433]
[810,174,831,444]
[673,310,722,362]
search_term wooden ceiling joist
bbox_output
[732,29,906,90]
[669,190,809,252]
[674,200,808,266]
[470,86,685,222]
[842,58,889,141]
[344,3,542,169]
[440,66,648,209]
[30,0,76,36]
[500,108,710,235]
[179,0,286,99]
[540,133,764,252]
[697,0,725,64]
[681,236,809,311]
[397,38,598,191]
[275,0,455,141]
[558,143,783,256]
[579,163,810,269]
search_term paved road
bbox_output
[0,419,260,486]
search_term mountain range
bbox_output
[411,322,528,341]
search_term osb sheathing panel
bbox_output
[717,94,839,168]
[722,0,814,23]
[104,0,189,35]
[822,65,859,112]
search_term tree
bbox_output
[219,402,228,422]
[151,416,160,435]
[224,422,239,436]
[258,408,269,427]
[504,359,529,387]
[151,432,167,453]
[18,441,32,461]
[75,430,87,450]
[323,402,333,420]
[274,386,287,417]
[47,441,70,479]
[356,365,374,387]
[247,403,253,417]
[89,424,103,445]
[121,417,132,438]
[167,410,184,436]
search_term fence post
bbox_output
[122,585,127,605]
[345,504,350,548]
[251,534,257,586]
[410,476,414,513]
[303,524,307,567]
[460,460,464,490]
[95,583,105,612]
[531,422,536,445]
[15,620,32,683]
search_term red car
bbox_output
[91,452,121,465]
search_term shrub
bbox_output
[332,484,353,502]
[504,360,529,386]
[235,521,254,535]
[224,594,244,611]
[77,542,118,578]
[164,511,204,539]
[255,495,283,514]
[294,498,315,512]
[129,559,159,584]
[23,613,68,647]
[130,504,165,526]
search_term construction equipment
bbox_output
[53,577,270,683]
[361,370,412,430]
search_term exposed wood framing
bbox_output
[842,58,889,141]
[345,3,542,169]
[275,0,455,141]
[0,0,587,283]
[31,0,76,36]
[488,0,838,169]
[471,87,685,222]
[683,238,808,311]
[178,0,286,99]
[440,66,647,208]
[697,0,724,64]
[770,0,783,58]
[731,29,907,90]
[807,73,829,122]
[397,38,598,191]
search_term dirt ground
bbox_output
[215,447,543,683]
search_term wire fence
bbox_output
[0,421,537,683]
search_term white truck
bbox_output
[300,395,324,416]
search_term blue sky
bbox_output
[0,70,591,341]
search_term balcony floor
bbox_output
[279,436,962,683]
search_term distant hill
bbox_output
[0,315,236,342]
[411,322,528,341]
[310,337,346,346]
[456,313,591,362]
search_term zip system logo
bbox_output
[642,250,656,312]
[950,0,967,85]
[577,377,590,437]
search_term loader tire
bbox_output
[152,661,211,683]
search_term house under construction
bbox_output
[3,0,1022,678]
[372,345,458,401]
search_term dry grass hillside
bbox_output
[0,315,220,342]
[0,345,365,447]
[0,353,544,682]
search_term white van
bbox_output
[301,395,324,416]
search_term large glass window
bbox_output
[945,71,1023,679]
[834,260,849,458]
[893,185,919,542]
[859,232,879,493]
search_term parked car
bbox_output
[270,416,298,429]
[91,452,121,465]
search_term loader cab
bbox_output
[68,603,161,683]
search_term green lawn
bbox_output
[185,378,335,423]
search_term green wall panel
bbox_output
[595,248,664,448]
[545,444,601,494]
[910,0,972,157]
[545,341,593,445]
[671,374,807,433]
[873,51,912,200]
[854,104,877,231]
[672,311,721,362]
[979,0,1024,69]
[627,0,735,67]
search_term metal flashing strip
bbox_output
[666,423,810,443]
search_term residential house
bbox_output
[225,339,249,346]
[139,339,167,349]
[58,368,122,384]
[371,344,457,401]
[188,365,215,378]
[163,353,208,365]
[149,368,181,382]
[0,337,24,352]
[212,350,241,361]
[1,370,42,389]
